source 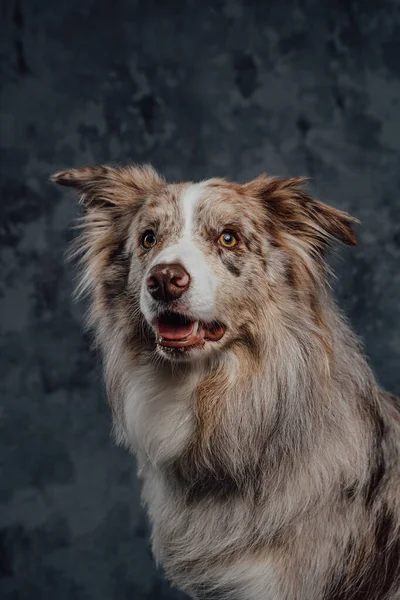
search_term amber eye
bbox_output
[218,231,238,248]
[142,230,157,249]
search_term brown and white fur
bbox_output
[51,165,400,600]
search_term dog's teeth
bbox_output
[192,321,199,336]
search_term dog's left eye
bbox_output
[218,231,238,248]
[142,230,157,249]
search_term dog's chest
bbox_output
[140,467,288,600]
[122,363,199,464]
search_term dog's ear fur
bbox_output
[244,175,358,254]
[50,164,164,210]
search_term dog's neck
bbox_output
[106,297,378,511]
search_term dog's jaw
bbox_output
[154,315,226,362]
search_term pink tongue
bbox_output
[158,321,195,340]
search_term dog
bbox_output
[51,165,400,600]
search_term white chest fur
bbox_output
[122,362,199,467]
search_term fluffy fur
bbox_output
[52,165,400,600]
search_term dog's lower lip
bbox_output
[160,330,205,349]
[154,313,225,349]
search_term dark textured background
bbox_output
[1,0,399,598]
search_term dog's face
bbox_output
[51,165,357,363]
[133,179,277,362]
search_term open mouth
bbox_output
[154,312,225,350]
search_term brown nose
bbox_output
[146,263,190,302]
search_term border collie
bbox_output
[52,165,400,600]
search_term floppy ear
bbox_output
[50,164,164,210]
[244,175,358,255]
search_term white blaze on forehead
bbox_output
[143,180,218,321]
[182,181,207,239]
[150,181,208,263]
[149,181,208,266]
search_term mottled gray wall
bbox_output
[1,0,399,598]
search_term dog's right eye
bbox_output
[142,230,157,249]
[218,231,238,248]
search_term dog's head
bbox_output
[52,165,357,363]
